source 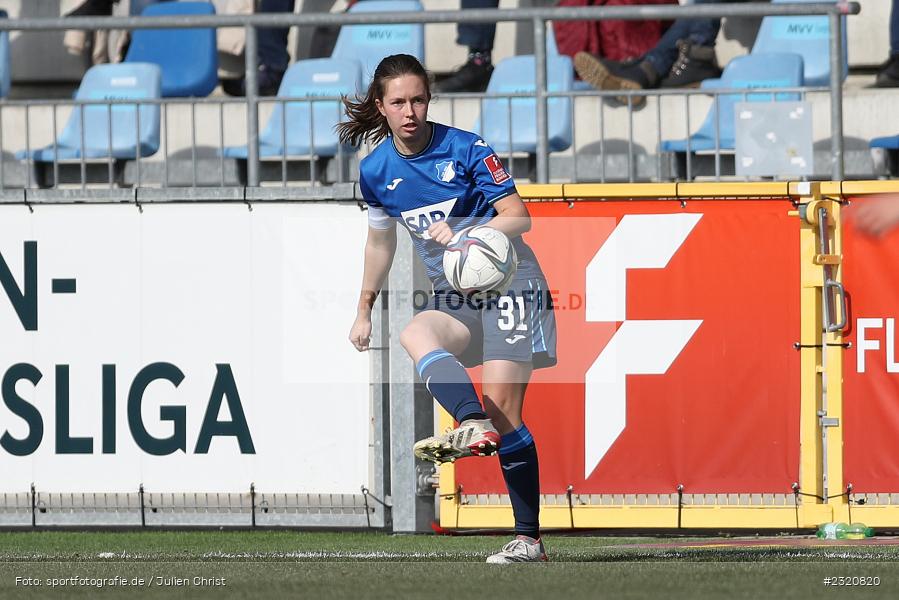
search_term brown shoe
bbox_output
[574,52,657,107]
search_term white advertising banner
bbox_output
[0,202,371,493]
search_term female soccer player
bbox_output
[340,54,556,564]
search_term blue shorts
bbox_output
[426,274,558,369]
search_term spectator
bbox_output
[63,0,121,64]
[435,0,499,93]
[555,0,678,64]
[573,0,737,104]
[437,0,675,94]
[64,0,176,64]
[876,0,899,87]
[65,0,119,17]
[223,0,297,96]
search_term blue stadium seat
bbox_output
[0,9,9,98]
[125,1,218,97]
[474,55,574,154]
[546,21,560,57]
[130,0,176,16]
[16,63,162,162]
[660,53,804,153]
[330,0,424,85]
[751,0,847,86]
[223,58,362,159]
[870,135,899,151]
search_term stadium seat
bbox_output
[546,21,560,57]
[16,62,162,163]
[124,1,218,97]
[0,10,9,99]
[869,135,899,151]
[222,58,361,183]
[751,0,847,86]
[130,0,176,16]
[548,21,596,93]
[223,58,361,160]
[474,54,574,154]
[330,0,424,85]
[660,53,804,154]
[870,135,899,177]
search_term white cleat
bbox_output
[486,536,548,564]
[413,418,501,464]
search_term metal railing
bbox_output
[438,84,827,183]
[0,1,861,195]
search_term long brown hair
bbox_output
[337,54,431,147]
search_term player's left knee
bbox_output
[482,393,518,416]
[399,322,426,354]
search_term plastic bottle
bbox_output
[846,523,875,539]
[816,522,850,539]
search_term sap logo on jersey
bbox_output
[435,160,456,182]
[401,198,458,239]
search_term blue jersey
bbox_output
[359,123,543,290]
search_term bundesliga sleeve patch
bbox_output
[483,154,511,184]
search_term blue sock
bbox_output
[498,424,540,540]
[416,350,486,423]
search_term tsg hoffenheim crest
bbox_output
[435,160,455,182]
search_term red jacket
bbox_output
[554,0,678,63]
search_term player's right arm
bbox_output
[350,222,398,352]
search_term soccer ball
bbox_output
[443,226,517,294]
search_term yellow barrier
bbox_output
[437,180,899,530]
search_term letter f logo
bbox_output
[583,214,703,478]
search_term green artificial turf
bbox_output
[0,531,897,599]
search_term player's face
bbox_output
[376,74,430,153]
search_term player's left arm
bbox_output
[484,193,531,239]
[428,140,532,245]
[428,193,530,245]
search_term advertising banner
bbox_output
[842,196,899,493]
[454,199,802,495]
[0,203,370,494]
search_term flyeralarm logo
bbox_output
[583,214,703,478]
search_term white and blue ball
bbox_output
[442,226,518,294]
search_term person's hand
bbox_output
[349,313,373,352]
[428,221,454,246]
[847,195,899,238]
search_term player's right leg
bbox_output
[477,277,557,563]
[481,360,546,564]
[400,311,500,463]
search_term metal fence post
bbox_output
[829,11,844,181]
[387,234,435,533]
[369,275,392,529]
[533,17,549,183]
[245,23,260,187]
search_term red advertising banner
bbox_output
[456,200,801,495]
[842,196,899,493]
